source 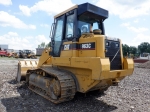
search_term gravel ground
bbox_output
[138,61,150,69]
[0,60,150,112]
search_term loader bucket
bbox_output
[17,59,39,82]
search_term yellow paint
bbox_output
[60,41,73,57]
[18,33,134,93]
[37,48,52,67]
[123,58,134,69]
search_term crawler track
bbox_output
[28,67,76,104]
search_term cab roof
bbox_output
[54,3,108,20]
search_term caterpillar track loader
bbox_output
[14,50,37,59]
[17,3,134,104]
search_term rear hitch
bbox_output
[112,79,120,86]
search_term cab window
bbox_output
[77,14,104,36]
[53,16,64,56]
[54,19,64,41]
[65,11,75,38]
[93,22,99,30]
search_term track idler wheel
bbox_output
[49,79,61,100]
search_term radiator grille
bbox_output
[105,39,122,70]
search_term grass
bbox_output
[0,56,17,60]
[0,56,40,60]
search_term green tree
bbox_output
[129,46,137,55]
[38,42,45,48]
[138,42,150,54]
[45,42,51,48]
[122,44,129,56]
[147,44,150,53]
[41,42,45,48]
[38,42,51,48]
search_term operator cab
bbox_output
[50,3,108,57]
[23,50,31,55]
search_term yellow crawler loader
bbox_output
[17,3,134,104]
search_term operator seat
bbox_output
[93,29,102,35]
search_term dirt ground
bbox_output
[0,59,150,112]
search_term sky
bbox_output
[0,0,150,51]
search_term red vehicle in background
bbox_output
[0,50,7,57]
[0,48,14,57]
[6,52,14,57]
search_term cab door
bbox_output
[51,15,65,57]
[62,9,79,56]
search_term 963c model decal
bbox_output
[62,42,95,50]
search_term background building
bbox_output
[36,48,45,56]
[0,44,8,50]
